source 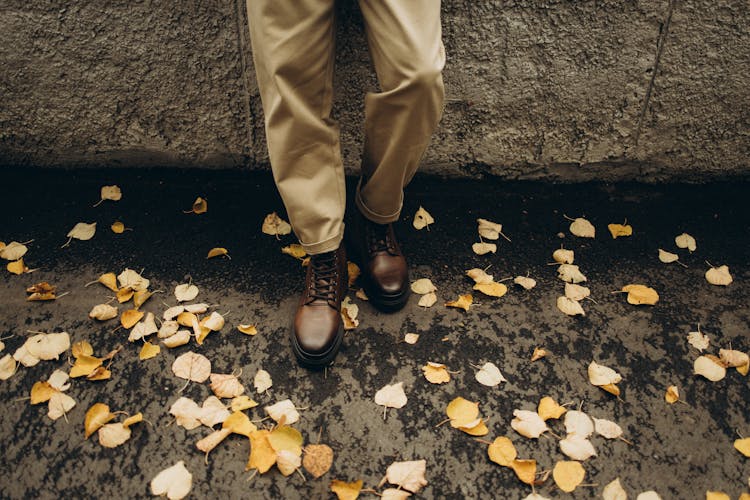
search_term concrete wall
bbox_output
[1,1,748,181]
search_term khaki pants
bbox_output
[246,0,445,254]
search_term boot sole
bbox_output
[290,321,344,369]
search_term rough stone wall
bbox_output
[1,0,748,181]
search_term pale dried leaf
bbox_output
[150,461,192,500]
[162,330,191,348]
[174,283,199,302]
[375,382,407,409]
[417,292,437,308]
[466,268,494,284]
[719,348,749,368]
[602,478,628,500]
[48,392,76,420]
[262,212,291,236]
[477,218,503,240]
[265,399,300,425]
[117,268,150,291]
[593,417,623,439]
[658,249,680,263]
[559,434,597,461]
[196,428,231,454]
[303,444,334,479]
[564,283,590,301]
[475,362,506,387]
[705,265,732,286]
[199,396,230,427]
[384,459,428,493]
[557,296,585,316]
[67,222,97,241]
[276,449,302,476]
[210,373,245,399]
[171,352,211,383]
[89,303,118,321]
[472,242,497,255]
[564,410,594,438]
[552,248,574,264]
[163,306,184,321]
[694,355,726,382]
[411,278,437,294]
[687,330,710,351]
[169,397,203,430]
[511,409,548,438]
[514,276,536,290]
[254,369,273,393]
[413,206,434,230]
[675,233,696,252]
[129,312,158,342]
[557,264,587,283]
[569,217,595,238]
[588,361,622,387]
[404,333,420,344]
[636,492,662,500]
[0,354,16,380]
[0,241,28,261]
[98,422,131,447]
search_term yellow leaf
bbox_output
[412,206,434,230]
[84,403,115,439]
[621,284,659,305]
[196,428,232,454]
[446,397,480,428]
[531,347,548,362]
[331,479,363,500]
[538,396,567,421]
[734,437,750,457]
[472,242,497,255]
[487,436,516,466]
[262,212,291,236]
[247,430,276,473]
[139,341,160,360]
[473,282,507,298]
[87,366,112,381]
[121,309,144,329]
[231,395,258,412]
[510,459,537,485]
[445,294,473,312]
[422,362,451,384]
[600,383,621,396]
[190,197,207,214]
[7,259,28,275]
[30,381,56,404]
[607,223,632,239]
[706,493,730,500]
[98,273,119,292]
[665,385,679,404]
[347,261,360,287]
[116,287,134,303]
[176,311,198,327]
[738,362,749,376]
[739,494,750,500]
[72,340,94,358]
[281,244,307,260]
[133,290,153,309]
[553,460,585,493]
[70,354,103,378]
[238,324,258,336]
[207,247,229,259]
[122,412,143,429]
[458,418,489,436]
[110,221,125,234]
[303,444,334,479]
[222,411,257,438]
[268,425,303,456]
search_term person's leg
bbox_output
[246,0,346,255]
[356,0,445,223]
[246,0,347,368]
[348,0,445,311]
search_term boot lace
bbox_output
[307,251,338,305]
[366,221,397,255]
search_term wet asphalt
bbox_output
[0,167,748,499]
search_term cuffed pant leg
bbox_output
[246,0,346,254]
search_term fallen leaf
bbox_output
[265,399,300,425]
[531,347,548,362]
[694,355,726,382]
[14,332,70,367]
[196,428,231,454]
[477,218,506,240]
[121,309,144,329]
[169,397,203,430]
[262,212,291,236]
[675,233,696,252]
[0,241,28,261]
[199,396,230,427]
[705,265,732,286]
[621,284,659,305]
[521,495,550,500]
[588,361,622,394]
[98,185,122,203]
[117,268,149,291]
[559,434,597,461]
[569,217,595,238]
[129,312,158,342]
[422,362,451,384]
[608,223,632,239]
[384,459,428,493]
[84,403,115,439]
[7,259,28,275]
[98,422,132,448]
[381,489,411,500]
[665,385,680,404]
[210,373,244,399]
[150,461,192,500]
[557,264,587,283]
[276,449,302,476]
[557,296,585,316]
[593,417,624,439]
[413,206,434,230]
[48,392,76,420]
[341,297,359,331]
[70,354,103,378]
[254,369,273,393]
[404,333,420,344]
[734,438,750,457]
[472,242,497,255]
[475,362,507,387]
[564,283,590,301]
[0,354,16,380]
[687,328,710,351]
[446,397,480,428]
[537,396,567,421]
[174,283,199,302]
[418,292,437,308]
[330,479,363,500]
[282,244,307,260]
[188,197,207,215]
[719,348,749,368]
[162,330,191,348]
[66,222,97,241]
[564,410,594,437]
[172,352,211,383]
[303,444,334,478]
[705,493,730,500]
[487,436,517,466]
[553,248,574,264]
[511,409,548,439]
[238,324,258,336]
[247,430,276,473]
[116,287,134,303]
[87,366,112,381]
[466,268,494,284]
[375,382,407,409]
[231,395,258,412]
[510,459,537,485]
[658,249,680,264]
[133,289,153,308]
[473,282,507,298]
[514,276,536,290]
[89,304,118,321]
[207,247,230,259]
[602,478,628,500]
[411,278,437,294]
[445,294,472,311]
[636,491,663,500]
[222,411,256,437]
[553,460,585,492]
[176,311,198,327]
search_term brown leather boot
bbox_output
[346,210,410,312]
[291,244,347,368]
